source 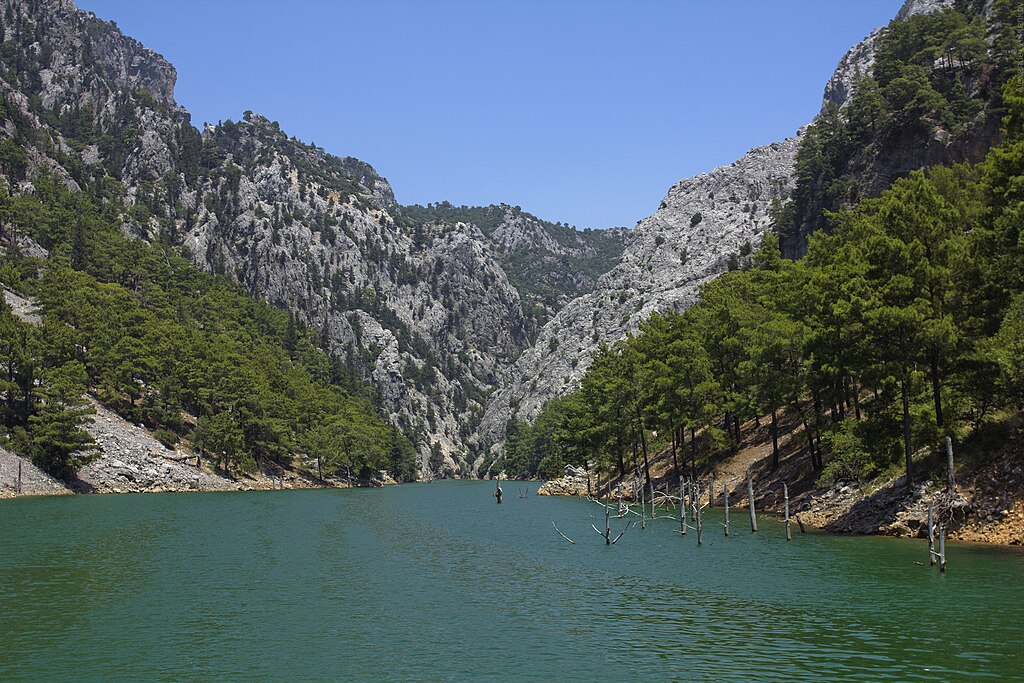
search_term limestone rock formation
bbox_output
[476,0,962,462]
[478,138,799,452]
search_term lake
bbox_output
[1,481,1022,681]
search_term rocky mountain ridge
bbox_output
[475,0,962,462]
[0,0,970,476]
[0,0,623,473]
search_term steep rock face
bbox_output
[0,0,970,476]
[0,0,622,473]
[400,203,626,330]
[178,115,532,472]
[0,0,195,189]
[476,0,963,458]
[477,138,799,451]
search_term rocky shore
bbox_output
[537,451,1024,547]
[0,398,387,499]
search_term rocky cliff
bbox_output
[0,0,978,476]
[476,0,964,460]
[0,0,624,474]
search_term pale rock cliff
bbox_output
[476,0,960,461]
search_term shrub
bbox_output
[154,428,179,448]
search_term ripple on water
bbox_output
[1,483,1023,682]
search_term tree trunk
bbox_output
[695,478,703,546]
[680,479,688,535]
[783,482,792,541]
[928,503,936,566]
[901,375,914,487]
[616,434,626,479]
[747,470,758,532]
[946,436,956,491]
[670,421,680,483]
[852,380,862,421]
[640,422,651,494]
[931,352,944,429]
[690,427,698,475]
[770,406,780,470]
[723,488,729,536]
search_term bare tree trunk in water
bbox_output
[747,469,758,532]
[723,488,730,536]
[679,479,687,535]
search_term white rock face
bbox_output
[478,138,799,451]
[821,0,957,111]
[1,0,964,478]
[476,0,959,461]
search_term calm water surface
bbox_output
[1,481,1022,681]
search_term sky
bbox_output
[76,0,905,229]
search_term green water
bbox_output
[1,481,1022,682]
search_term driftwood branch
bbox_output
[552,521,576,544]
[612,521,636,544]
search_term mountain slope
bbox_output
[476,0,966,461]
[0,0,624,473]
[477,138,799,451]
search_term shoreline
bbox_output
[537,465,1024,547]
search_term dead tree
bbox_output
[592,496,634,545]
[747,469,758,532]
[939,525,947,573]
[552,521,576,544]
[783,482,792,541]
[695,479,704,546]
[679,479,687,535]
[930,522,947,572]
[928,504,936,566]
[723,488,730,536]
[945,437,956,491]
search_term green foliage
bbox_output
[513,80,1024,485]
[819,420,872,484]
[26,361,99,478]
[993,292,1024,410]
[153,428,178,448]
[0,174,417,481]
[778,3,1016,250]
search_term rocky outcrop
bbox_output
[477,0,969,460]
[478,138,799,451]
[74,400,239,494]
[536,465,590,497]
[821,0,957,111]
[0,0,974,479]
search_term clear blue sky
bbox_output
[77,0,904,229]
